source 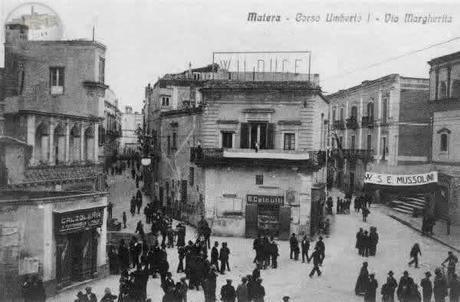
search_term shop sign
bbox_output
[364,171,438,186]
[55,207,104,234]
[247,194,284,205]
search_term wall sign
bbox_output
[247,194,284,205]
[54,207,104,234]
[364,171,438,186]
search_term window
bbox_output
[17,62,25,95]
[49,67,64,95]
[172,132,177,149]
[189,167,194,186]
[256,174,263,185]
[367,102,374,120]
[351,106,358,119]
[162,97,170,106]
[332,108,336,121]
[440,133,448,152]
[440,81,448,99]
[367,134,372,151]
[167,135,171,154]
[382,98,388,124]
[351,135,356,150]
[340,107,344,121]
[221,132,233,148]
[283,133,295,150]
[98,57,105,84]
[240,122,274,149]
[339,136,343,148]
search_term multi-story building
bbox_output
[100,88,122,166]
[120,106,142,155]
[428,51,460,226]
[0,23,108,298]
[145,65,328,239]
[327,74,431,203]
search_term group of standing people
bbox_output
[252,234,279,269]
[355,226,379,257]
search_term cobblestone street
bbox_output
[49,182,453,302]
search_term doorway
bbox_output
[69,232,83,282]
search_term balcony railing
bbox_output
[361,116,375,128]
[190,147,326,170]
[346,117,359,130]
[332,120,345,130]
[343,149,374,162]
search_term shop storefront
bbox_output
[245,194,291,239]
[54,207,104,288]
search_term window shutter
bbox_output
[240,123,249,148]
[267,123,275,149]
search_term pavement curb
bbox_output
[388,214,460,254]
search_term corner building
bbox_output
[146,67,328,239]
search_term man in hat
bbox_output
[84,287,97,302]
[420,271,433,302]
[433,267,448,302]
[236,276,249,302]
[315,236,326,265]
[308,246,322,277]
[384,271,398,302]
[221,279,236,302]
[397,271,413,302]
[364,273,378,302]
[450,273,460,302]
[282,296,290,302]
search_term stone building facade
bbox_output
[120,106,143,155]
[429,51,460,226]
[146,66,328,239]
[327,74,431,198]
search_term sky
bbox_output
[1,0,460,112]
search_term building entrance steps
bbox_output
[390,194,426,215]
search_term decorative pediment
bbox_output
[437,127,451,134]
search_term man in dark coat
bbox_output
[211,241,219,269]
[433,268,448,302]
[219,242,231,274]
[308,246,322,277]
[362,231,370,257]
[289,233,299,260]
[84,287,97,302]
[221,279,236,302]
[118,239,130,272]
[369,227,379,256]
[301,235,310,263]
[365,273,378,302]
[356,228,364,256]
[177,246,186,273]
[315,236,325,265]
[270,237,279,269]
[450,273,460,302]
[252,279,265,302]
[420,271,433,302]
[253,234,262,264]
[397,271,414,302]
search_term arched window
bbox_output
[440,133,448,152]
[332,108,336,121]
[340,107,344,121]
[53,123,65,165]
[35,122,49,164]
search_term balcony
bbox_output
[22,163,104,185]
[332,120,345,130]
[346,117,359,130]
[190,147,325,171]
[361,116,375,128]
[343,149,374,162]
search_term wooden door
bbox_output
[278,206,291,240]
[56,235,72,288]
[245,204,258,238]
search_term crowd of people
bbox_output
[355,254,460,302]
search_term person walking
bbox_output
[362,206,370,222]
[420,272,433,302]
[315,236,325,265]
[270,237,279,269]
[408,243,422,268]
[236,277,249,302]
[356,228,364,256]
[221,279,236,302]
[301,235,310,263]
[369,227,379,256]
[308,246,322,278]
